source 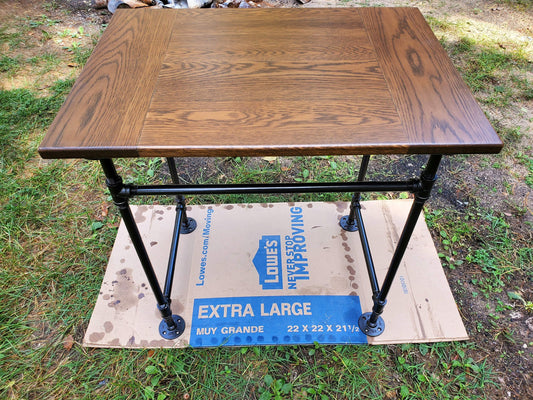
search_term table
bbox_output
[39,8,502,341]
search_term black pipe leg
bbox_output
[178,200,197,234]
[100,159,185,340]
[166,157,196,234]
[340,155,370,231]
[359,155,443,337]
[163,203,184,301]
[353,204,380,297]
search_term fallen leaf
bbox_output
[63,334,74,351]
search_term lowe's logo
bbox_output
[253,235,283,290]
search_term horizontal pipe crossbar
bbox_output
[122,180,420,198]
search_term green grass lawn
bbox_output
[1,1,532,399]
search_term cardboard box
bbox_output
[84,200,467,348]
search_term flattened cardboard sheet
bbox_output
[84,200,468,348]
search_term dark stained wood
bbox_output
[141,10,404,156]
[360,7,502,154]
[39,10,175,158]
[39,8,502,159]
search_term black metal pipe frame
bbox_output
[345,155,371,228]
[120,180,420,197]
[165,157,196,233]
[353,206,380,296]
[358,155,443,337]
[163,158,197,303]
[100,155,442,339]
[338,156,380,297]
[163,203,184,300]
[100,159,185,339]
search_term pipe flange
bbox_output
[339,215,358,232]
[358,312,385,337]
[159,315,185,340]
[180,217,197,234]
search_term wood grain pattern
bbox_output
[360,7,502,154]
[39,8,502,159]
[39,10,175,158]
[141,100,405,157]
[140,9,406,156]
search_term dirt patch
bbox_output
[0,0,107,91]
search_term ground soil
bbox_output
[2,0,532,398]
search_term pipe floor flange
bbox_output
[159,315,186,340]
[339,215,358,232]
[358,312,385,337]
[180,217,197,234]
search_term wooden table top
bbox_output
[39,8,502,159]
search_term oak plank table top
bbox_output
[38,7,502,160]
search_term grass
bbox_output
[1,2,532,399]
[516,151,533,188]
[428,12,533,107]
[496,0,532,9]
[444,39,532,106]
[0,55,21,74]
[427,209,533,294]
[59,342,491,399]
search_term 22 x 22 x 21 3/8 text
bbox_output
[287,324,361,333]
